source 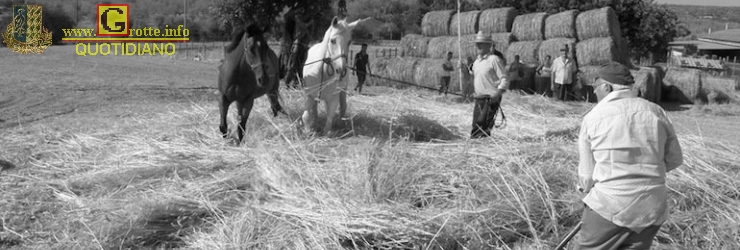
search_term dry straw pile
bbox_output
[478,7,518,34]
[545,10,578,39]
[399,34,431,58]
[449,10,482,36]
[512,12,548,41]
[422,10,455,37]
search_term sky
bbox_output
[655,0,740,7]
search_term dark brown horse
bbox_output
[218,24,284,143]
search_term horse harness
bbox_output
[303,47,347,101]
[243,33,269,88]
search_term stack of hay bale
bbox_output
[378,6,663,103]
[571,7,663,103]
[535,10,578,95]
[505,12,548,93]
[378,8,517,94]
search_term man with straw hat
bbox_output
[467,31,508,139]
[575,61,683,250]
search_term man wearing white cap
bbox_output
[468,31,509,138]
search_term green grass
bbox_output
[1,46,739,250]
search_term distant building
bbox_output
[669,29,740,60]
[668,29,740,76]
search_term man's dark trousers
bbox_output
[471,95,501,138]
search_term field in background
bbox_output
[1,46,739,249]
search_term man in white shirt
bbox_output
[576,61,683,250]
[551,46,576,101]
[468,31,509,138]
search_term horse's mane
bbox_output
[224,29,246,53]
[224,24,264,53]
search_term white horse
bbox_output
[301,16,367,135]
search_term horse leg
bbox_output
[219,95,229,138]
[339,90,347,118]
[236,98,255,144]
[267,91,285,117]
[302,95,318,134]
[324,96,339,135]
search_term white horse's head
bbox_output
[323,16,368,78]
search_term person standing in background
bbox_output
[551,46,576,101]
[353,43,371,94]
[537,55,553,97]
[508,55,523,91]
[440,51,454,96]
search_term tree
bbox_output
[214,0,333,41]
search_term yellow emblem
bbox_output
[2,5,53,54]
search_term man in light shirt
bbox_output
[468,31,508,139]
[576,61,684,250]
[551,46,576,101]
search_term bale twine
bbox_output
[414,58,461,92]
[545,10,578,39]
[422,10,455,37]
[630,67,661,104]
[479,7,518,34]
[576,7,621,41]
[538,38,577,66]
[505,41,542,65]
[576,37,626,67]
[399,34,431,58]
[371,57,419,89]
[449,10,482,36]
[663,67,703,104]
[512,12,548,41]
